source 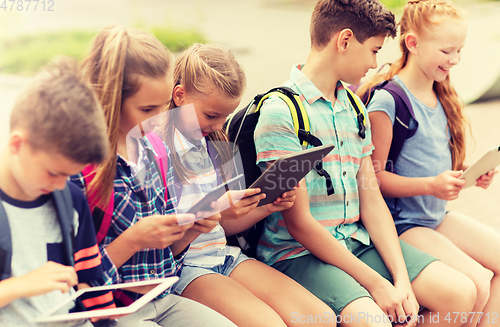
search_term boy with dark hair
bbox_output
[0,58,113,326]
[254,0,476,325]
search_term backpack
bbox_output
[350,79,419,172]
[224,86,367,257]
[0,185,74,281]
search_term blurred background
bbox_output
[0,0,499,227]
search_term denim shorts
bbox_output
[173,252,253,295]
[395,211,449,236]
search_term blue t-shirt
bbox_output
[367,75,451,228]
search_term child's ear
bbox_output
[8,131,25,155]
[172,85,186,107]
[337,29,354,53]
[405,33,419,55]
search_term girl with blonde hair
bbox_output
[358,1,498,325]
[72,25,237,327]
[161,43,336,327]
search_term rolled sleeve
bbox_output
[254,96,303,167]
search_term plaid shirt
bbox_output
[72,137,186,301]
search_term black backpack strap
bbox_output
[53,185,75,267]
[0,200,12,280]
[345,88,367,139]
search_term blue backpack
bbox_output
[0,185,74,281]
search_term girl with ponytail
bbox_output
[160,43,335,327]
[359,1,499,325]
[72,25,237,327]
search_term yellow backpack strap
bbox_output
[255,87,334,196]
[345,87,367,139]
[256,90,311,147]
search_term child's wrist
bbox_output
[122,227,143,252]
[6,277,26,300]
[423,177,435,196]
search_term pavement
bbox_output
[0,0,499,227]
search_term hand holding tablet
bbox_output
[250,144,335,206]
[460,146,500,188]
[177,174,245,225]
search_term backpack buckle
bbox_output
[298,129,310,141]
[357,113,366,139]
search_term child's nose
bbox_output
[149,112,166,127]
[53,176,69,191]
[450,55,460,65]
[449,51,462,65]
[212,119,225,132]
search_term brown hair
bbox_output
[356,0,468,170]
[161,43,246,182]
[310,0,396,49]
[80,25,174,207]
[10,57,108,165]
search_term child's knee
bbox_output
[449,273,477,313]
[470,268,494,309]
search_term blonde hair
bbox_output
[10,57,108,164]
[80,25,174,208]
[356,0,468,170]
[161,43,246,182]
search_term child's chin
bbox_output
[344,76,362,86]
[192,131,204,140]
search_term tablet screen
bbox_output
[250,144,335,206]
[35,277,179,323]
[184,174,244,215]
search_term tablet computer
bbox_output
[35,277,179,323]
[249,144,335,207]
[185,174,244,215]
[460,146,500,188]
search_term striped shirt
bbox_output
[72,137,185,302]
[173,129,240,268]
[254,64,373,265]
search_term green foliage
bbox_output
[380,0,407,11]
[0,27,206,76]
[151,27,207,53]
[0,30,96,76]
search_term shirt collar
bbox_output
[290,64,351,111]
[116,136,156,168]
[290,65,347,104]
[173,128,207,159]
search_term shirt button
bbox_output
[340,141,344,146]
[150,269,156,275]
[343,171,346,177]
[346,201,349,206]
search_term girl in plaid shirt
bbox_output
[72,25,237,327]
